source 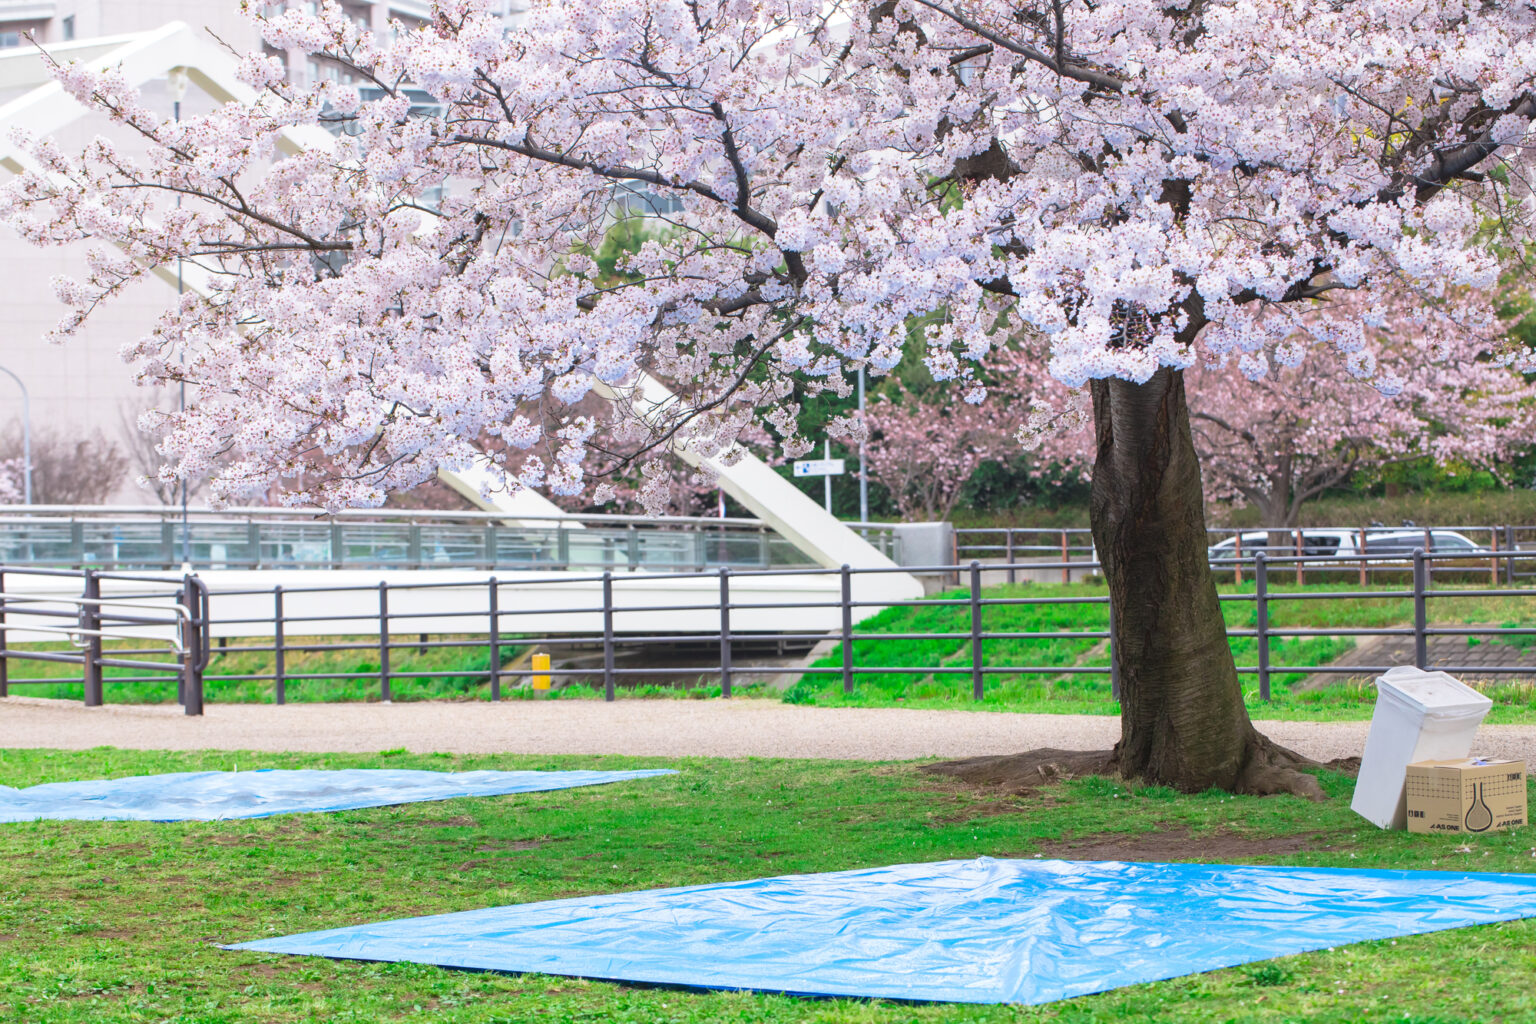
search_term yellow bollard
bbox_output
[532,652,551,691]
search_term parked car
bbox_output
[1207,529,1488,564]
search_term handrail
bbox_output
[0,503,901,531]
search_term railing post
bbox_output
[409,523,423,568]
[180,574,204,716]
[161,520,175,570]
[247,518,261,569]
[488,577,501,701]
[378,581,391,702]
[718,567,732,698]
[969,561,984,700]
[1060,531,1069,584]
[1506,525,1517,584]
[1490,527,1500,587]
[1294,529,1303,586]
[81,570,102,706]
[330,519,344,569]
[1358,527,1368,586]
[626,525,639,572]
[0,569,7,698]
[1233,532,1242,586]
[1005,529,1016,585]
[485,521,497,570]
[840,564,854,695]
[274,586,286,704]
[1107,595,1121,701]
[602,571,616,700]
[1255,553,1271,702]
[1413,549,1428,670]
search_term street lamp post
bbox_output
[0,365,33,505]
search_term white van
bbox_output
[1207,528,1485,563]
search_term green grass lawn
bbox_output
[1,748,1532,1022]
[782,581,1536,722]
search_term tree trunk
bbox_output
[1090,368,1320,797]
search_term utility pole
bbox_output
[171,67,191,567]
[0,366,32,505]
[822,440,832,515]
[857,365,868,523]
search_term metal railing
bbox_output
[0,505,903,573]
[0,566,208,714]
[955,524,1536,583]
[2,550,1532,713]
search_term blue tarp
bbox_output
[0,768,676,823]
[229,857,1536,1005]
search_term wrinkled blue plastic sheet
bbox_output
[229,857,1536,1005]
[0,768,676,823]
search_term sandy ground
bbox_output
[3,695,1534,762]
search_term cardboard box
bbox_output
[1405,759,1527,835]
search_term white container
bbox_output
[1352,666,1493,829]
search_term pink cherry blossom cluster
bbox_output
[0,0,1531,509]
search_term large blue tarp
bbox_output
[229,857,1536,1005]
[0,768,676,823]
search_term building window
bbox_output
[0,31,21,49]
[62,16,74,41]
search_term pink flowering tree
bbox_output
[1187,313,1536,529]
[863,388,1010,521]
[6,0,1535,795]
[1019,290,1536,529]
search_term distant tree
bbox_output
[119,402,185,506]
[0,424,124,505]
[863,388,1010,522]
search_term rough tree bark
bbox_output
[1090,367,1321,798]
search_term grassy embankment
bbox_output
[1,747,1533,1023]
[8,581,1535,720]
[782,581,1536,722]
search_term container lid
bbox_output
[1374,666,1493,713]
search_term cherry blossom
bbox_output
[2,0,1529,512]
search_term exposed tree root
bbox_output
[921,748,1116,795]
[924,737,1347,801]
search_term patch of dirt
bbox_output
[94,843,150,856]
[1325,756,1361,776]
[1026,827,1340,862]
[417,816,477,828]
[238,959,332,993]
[473,837,551,852]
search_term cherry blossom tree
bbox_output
[863,387,1009,521]
[1019,290,1536,529]
[5,0,1535,794]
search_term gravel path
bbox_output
[4,696,1534,762]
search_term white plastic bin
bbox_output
[1352,666,1492,829]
